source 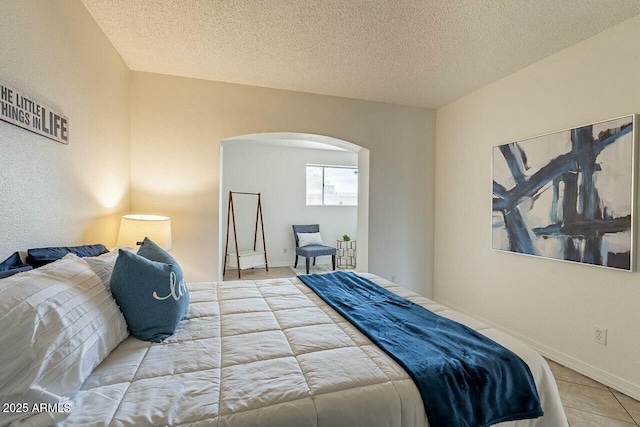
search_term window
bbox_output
[306,165,358,206]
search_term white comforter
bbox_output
[63,274,568,427]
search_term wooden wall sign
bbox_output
[0,83,69,144]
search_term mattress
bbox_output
[62,273,568,427]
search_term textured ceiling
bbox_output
[81,0,640,109]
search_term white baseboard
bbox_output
[224,261,291,270]
[436,299,640,401]
[273,261,331,268]
[225,261,333,270]
[270,261,298,268]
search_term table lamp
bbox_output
[117,214,172,250]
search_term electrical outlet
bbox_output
[391,275,396,283]
[283,248,287,254]
[593,327,607,346]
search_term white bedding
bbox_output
[63,273,568,427]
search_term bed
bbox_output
[59,273,568,427]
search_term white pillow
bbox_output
[297,232,324,247]
[84,247,134,290]
[0,254,129,426]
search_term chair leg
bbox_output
[294,255,298,268]
[332,255,336,270]
[313,257,316,266]
[306,258,310,274]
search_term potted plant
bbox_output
[342,234,351,241]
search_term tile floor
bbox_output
[222,266,295,281]
[222,268,640,426]
[546,358,640,426]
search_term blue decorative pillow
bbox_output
[109,239,189,342]
[0,252,33,279]
[137,237,189,316]
[137,237,190,319]
[26,244,109,268]
[138,237,180,267]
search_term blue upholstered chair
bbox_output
[292,224,336,274]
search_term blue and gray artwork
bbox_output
[492,116,635,270]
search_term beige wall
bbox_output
[0,0,130,258]
[130,72,436,296]
[434,15,640,398]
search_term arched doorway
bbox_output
[218,132,370,281]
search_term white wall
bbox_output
[222,142,358,267]
[0,0,130,257]
[130,72,436,296]
[434,14,640,398]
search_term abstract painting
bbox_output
[492,115,636,271]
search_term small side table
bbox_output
[337,240,357,269]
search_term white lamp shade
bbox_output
[117,214,172,250]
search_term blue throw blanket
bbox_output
[298,272,543,427]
